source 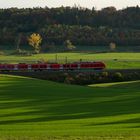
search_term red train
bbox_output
[0,62,106,71]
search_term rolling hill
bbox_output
[0,75,140,139]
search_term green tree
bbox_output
[15,33,22,53]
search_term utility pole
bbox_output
[65,56,68,63]
[55,54,58,63]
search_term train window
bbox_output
[40,65,47,68]
[31,64,39,69]
[80,64,87,68]
[0,65,6,69]
[7,65,15,69]
[18,64,28,69]
[80,64,84,67]
[89,64,93,67]
[95,63,101,67]
[71,64,78,68]
[50,64,60,68]
[63,64,70,68]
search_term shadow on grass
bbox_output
[0,76,140,126]
[87,117,140,128]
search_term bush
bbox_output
[11,49,32,56]
[0,51,5,55]
[112,72,123,81]
[101,72,109,77]
[64,76,75,84]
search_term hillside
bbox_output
[0,6,140,46]
[0,75,140,139]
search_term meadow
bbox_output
[0,74,140,139]
[0,52,140,69]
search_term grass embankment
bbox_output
[1,45,140,53]
[0,52,140,69]
[0,75,140,139]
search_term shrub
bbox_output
[13,49,32,56]
[0,51,5,55]
[101,72,109,77]
[112,72,123,81]
[64,76,75,84]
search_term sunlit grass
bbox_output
[0,75,140,139]
[89,80,140,87]
[0,52,140,69]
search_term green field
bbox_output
[0,75,140,139]
[0,52,140,69]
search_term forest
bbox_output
[0,6,140,46]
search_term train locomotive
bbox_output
[0,62,106,72]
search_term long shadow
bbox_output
[0,76,140,125]
[88,117,140,128]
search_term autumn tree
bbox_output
[28,33,42,53]
[64,40,76,51]
[109,42,116,51]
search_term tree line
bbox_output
[0,6,139,47]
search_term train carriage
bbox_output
[18,64,28,70]
[0,64,15,71]
[79,62,105,70]
[50,64,62,70]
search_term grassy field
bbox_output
[0,75,140,139]
[0,52,140,69]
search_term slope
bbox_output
[0,75,140,139]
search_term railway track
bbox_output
[0,69,140,80]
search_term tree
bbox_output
[64,40,76,51]
[0,7,139,46]
[15,33,22,52]
[28,33,42,53]
[109,42,116,51]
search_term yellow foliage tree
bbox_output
[109,42,116,52]
[28,33,42,53]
